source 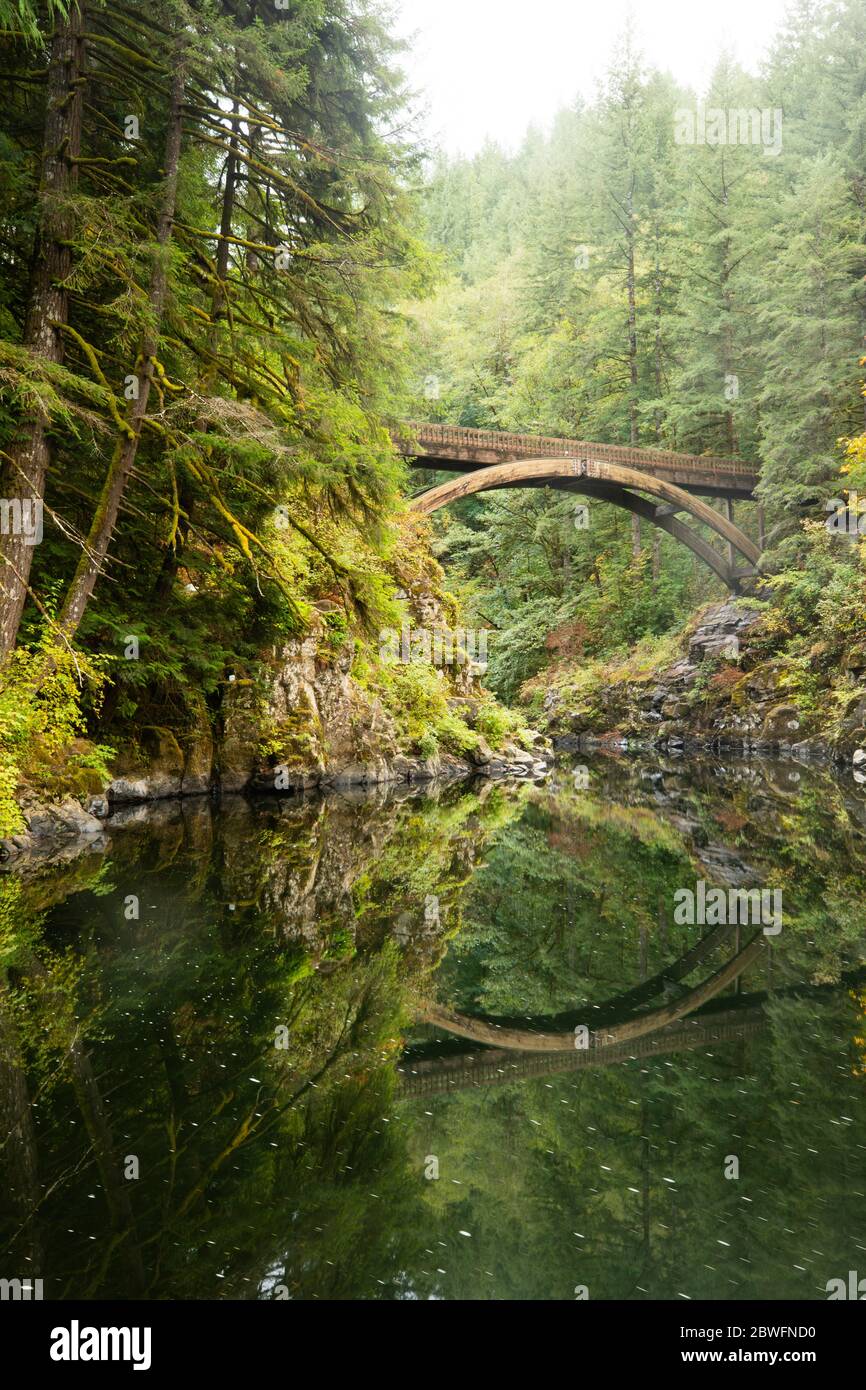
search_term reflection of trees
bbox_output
[399,987,865,1301]
[2,757,865,1301]
[436,761,866,1026]
[0,980,42,1272]
[403,761,866,1301]
[1,869,144,1293]
[0,781,517,1298]
[398,760,866,1301]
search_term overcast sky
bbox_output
[391,0,793,156]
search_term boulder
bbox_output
[832,694,866,760]
[109,726,184,802]
[467,738,495,767]
[841,646,866,675]
[661,697,691,719]
[1,796,108,862]
[181,730,214,794]
[759,704,803,743]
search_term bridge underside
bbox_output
[412,450,755,500]
[410,457,761,592]
[503,477,749,589]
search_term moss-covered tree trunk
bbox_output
[0,6,86,660]
[56,53,186,642]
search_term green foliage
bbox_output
[361,655,480,758]
[474,700,522,747]
[321,609,350,652]
[401,3,866,698]
[430,707,478,757]
[0,0,437,771]
[416,730,437,759]
[758,521,866,663]
[0,642,111,835]
[0,0,68,43]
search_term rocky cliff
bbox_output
[531,599,866,772]
[2,545,549,861]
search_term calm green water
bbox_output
[2,756,865,1300]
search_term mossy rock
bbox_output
[22,736,108,800]
[260,698,324,769]
[759,704,807,742]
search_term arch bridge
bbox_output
[397,948,866,1100]
[397,423,762,592]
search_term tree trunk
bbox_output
[208,94,240,364]
[627,183,641,557]
[0,8,86,660]
[654,237,663,442]
[56,54,186,642]
[720,169,740,458]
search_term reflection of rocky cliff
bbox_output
[217,789,425,953]
[221,780,519,962]
[552,754,866,867]
[31,778,524,968]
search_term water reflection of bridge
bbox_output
[396,902,866,1099]
[398,926,767,1097]
[396,1004,765,1098]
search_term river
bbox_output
[1,754,865,1300]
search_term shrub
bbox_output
[431,708,478,757]
[0,642,112,837]
[476,701,521,748]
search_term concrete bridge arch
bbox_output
[410,455,760,592]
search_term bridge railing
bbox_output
[396,1011,766,1097]
[397,421,757,477]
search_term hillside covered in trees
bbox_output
[1,0,866,842]
[405,0,866,711]
[0,0,541,844]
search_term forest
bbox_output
[0,0,440,837]
[1,0,866,1321]
[0,0,865,825]
[407,2,866,705]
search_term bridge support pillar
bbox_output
[724,499,736,568]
